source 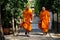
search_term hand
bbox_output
[40,21,41,23]
[49,20,50,23]
[30,20,32,23]
[49,19,50,22]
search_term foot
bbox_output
[43,32,47,35]
[27,35,30,37]
[25,34,30,37]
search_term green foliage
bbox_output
[34,0,60,15]
[34,0,39,14]
[0,0,4,5]
[1,0,28,27]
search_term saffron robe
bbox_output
[21,8,32,32]
[38,10,50,32]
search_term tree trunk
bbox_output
[12,17,15,35]
[0,5,4,36]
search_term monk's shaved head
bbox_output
[42,7,46,11]
[25,5,29,10]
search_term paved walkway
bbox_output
[4,32,60,40]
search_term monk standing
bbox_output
[21,6,32,37]
[38,7,50,35]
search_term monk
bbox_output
[38,7,50,35]
[20,6,32,37]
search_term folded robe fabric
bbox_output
[38,10,50,33]
[20,22,32,32]
[20,8,32,32]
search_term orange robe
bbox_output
[21,8,32,32]
[38,10,50,33]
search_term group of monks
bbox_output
[20,6,50,37]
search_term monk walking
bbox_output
[38,7,50,35]
[20,6,32,37]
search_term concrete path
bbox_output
[4,32,60,40]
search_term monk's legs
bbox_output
[42,28,48,35]
[25,31,27,35]
[43,32,47,35]
[25,31,30,37]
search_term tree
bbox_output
[0,0,4,36]
[34,0,39,16]
[1,0,28,35]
